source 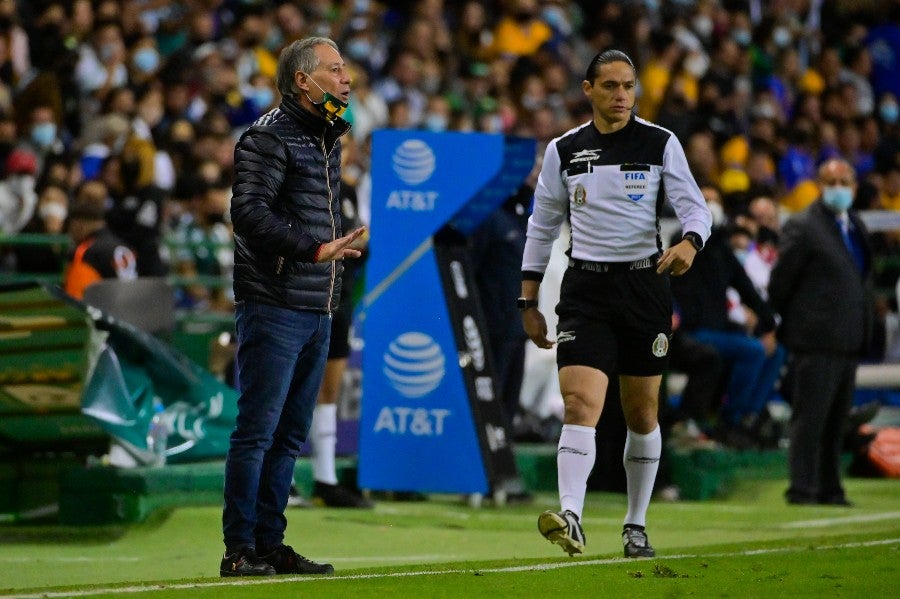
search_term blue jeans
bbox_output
[223,300,331,552]
[692,329,787,427]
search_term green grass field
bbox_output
[1,478,898,598]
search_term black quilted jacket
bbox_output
[230,96,350,312]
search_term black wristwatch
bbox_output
[682,231,703,251]
[517,298,539,311]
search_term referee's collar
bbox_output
[592,114,636,138]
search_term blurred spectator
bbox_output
[0,0,30,88]
[101,151,168,278]
[344,65,388,144]
[22,104,66,173]
[169,177,233,312]
[78,112,129,181]
[865,8,900,101]
[421,94,451,132]
[127,35,164,89]
[671,188,787,448]
[637,31,682,122]
[74,20,128,113]
[489,0,552,60]
[453,1,493,67]
[0,147,38,234]
[62,184,137,300]
[373,49,426,126]
[666,307,725,450]
[232,5,277,90]
[14,183,69,274]
[840,44,875,117]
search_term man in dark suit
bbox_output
[768,158,874,506]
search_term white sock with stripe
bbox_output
[623,425,661,527]
[557,424,596,519]
[310,403,338,485]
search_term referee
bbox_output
[522,49,711,558]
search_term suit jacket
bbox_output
[768,200,874,355]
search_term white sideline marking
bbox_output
[779,511,900,529]
[2,538,898,599]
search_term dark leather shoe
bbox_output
[819,495,854,507]
[259,544,334,575]
[786,492,817,505]
[220,547,276,577]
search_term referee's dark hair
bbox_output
[585,49,636,83]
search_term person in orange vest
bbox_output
[63,189,138,300]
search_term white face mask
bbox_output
[39,201,68,222]
[692,15,713,39]
[684,53,709,78]
[708,201,725,226]
[772,26,792,48]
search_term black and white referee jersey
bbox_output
[522,115,712,276]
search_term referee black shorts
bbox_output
[554,257,672,377]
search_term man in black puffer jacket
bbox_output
[220,37,366,579]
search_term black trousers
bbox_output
[786,352,857,502]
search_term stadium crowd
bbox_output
[0,0,898,451]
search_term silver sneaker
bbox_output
[538,509,586,556]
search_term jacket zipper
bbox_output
[323,134,336,314]
[275,223,290,274]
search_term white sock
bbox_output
[622,425,661,528]
[310,404,338,485]
[557,424,596,519]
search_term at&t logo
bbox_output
[383,332,445,398]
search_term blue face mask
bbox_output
[772,27,792,48]
[30,122,57,148]
[346,38,372,62]
[732,29,751,47]
[880,102,899,125]
[822,185,854,213]
[250,87,274,111]
[423,112,448,132]
[132,48,160,73]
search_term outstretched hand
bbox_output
[315,226,367,263]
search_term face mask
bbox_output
[304,74,348,121]
[692,15,713,39]
[707,201,725,226]
[132,48,160,73]
[772,27,792,48]
[732,29,751,47]
[250,87,274,111]
[423,112,448,132]
[521,94,544,111]
[30,122,57,148]
[482,114,503,133]
[39,202,67,222]
[684,53,709,78]
[822,185,854,212]
[733,248,749,265]
[100,42,119,63]
[346,39,371,62]
[880,101,899,125]
[542,7,568,32]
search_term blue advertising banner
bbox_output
[358,131,535,495]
